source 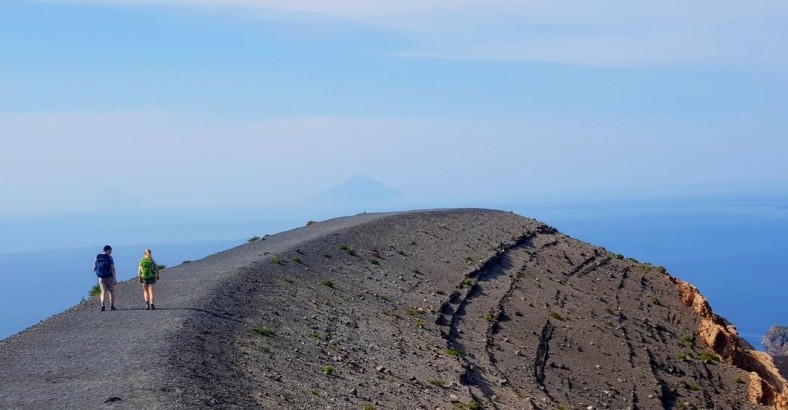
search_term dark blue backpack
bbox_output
[95,254,113,278]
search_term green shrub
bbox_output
[253,326,276,337]
[271,257,283,265]
[443,348,463,357]
[428,380,445,387]
[396,250,406,256]
[684,381,699,391]
[699,351,721,364]
[615,253,625,260]
[339,244,349,251]
[248,236,261,242]
[369,259,380,265]
[651,297,662,306]
[657,266,667,274]
[311,388,320,396]
[182,260,192,264]
[157,264,167,270]
[462,278,473,287]
[89,284,101,297]
[682,334,695,348]
[322,365,335,375]
[282,277,295,284]
[736,375,746,384]
[416,318,426,329]
[605,307,615,315]
[454,400,481,410]
[321,279,334,288]
[483,313,494,322]
[306,220,317,227]
[379,294,389,301]
[291,256,302,264]
[363,404,375,410]
[550,312,565,321]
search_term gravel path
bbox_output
[0,211,395,409]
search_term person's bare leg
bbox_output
[149,285,155,309]
[99,279,106,310]
[142,284,149,308]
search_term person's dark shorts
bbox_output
[142,277,157,285]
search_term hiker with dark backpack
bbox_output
[137,249,160,310]
[93,245,117,312]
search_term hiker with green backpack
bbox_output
[137,249,160,310]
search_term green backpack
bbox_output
[139,257,157,279]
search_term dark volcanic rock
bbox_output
[765,326,788,379]
[1,209,787,409]
[764,326,788,357]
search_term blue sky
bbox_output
[2,0,788,216]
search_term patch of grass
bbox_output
[615,253,625,260]
[483,313,494,322]
[311,332,323,340]
[605,307,616,315]
[405,306,419,316]
[282,277,295,284]
[271,257,283,265]
[306,220,317,227]
[248,236,261,242]
[550,312,565,321]
[678,351,693,362]
[381,310,402,319]
[379,294,389,302]
[462,278,473,287]
[657,265,667,274]
[369,259,380,265]
[89,284,101,297]
[291,255,302,264]
[454,400,481,410]
[651,296,662,306]
[320,279,334,288]
[416,318,426,328]
[464,256,474,264]
[253,326,276,337]
[427,379,445,387]
[322,364,335,376]
[736,375,746,384]
[363,404,375,410]
[682,334,695,349]
[443,348,463,357]
[182,260,192,264]
[311,388,320,396]
[684,381,699,391]
[339,244,349,251]
[699,351,721,364]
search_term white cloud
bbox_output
[35,0,788,68]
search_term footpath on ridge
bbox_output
[0,212,394,409]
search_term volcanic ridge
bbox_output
[0,209,786,409]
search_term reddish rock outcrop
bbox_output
[673,278,788,409]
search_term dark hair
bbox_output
[103,245,112,252]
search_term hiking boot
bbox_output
[145,303,150,310]
[100,305,105,312]
[150,304,156,310]
[110,305,117,311]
